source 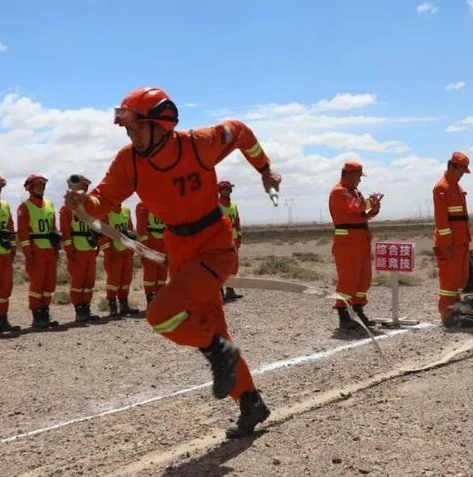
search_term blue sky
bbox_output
[1,1,472,224]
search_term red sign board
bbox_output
[374,241,414,272]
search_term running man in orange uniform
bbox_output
[0,176,21,334]
[60,175,100,323]
[136,201,168,305]
[99,204,140,318]
[65,86,281,438]
[329,162,383,330]
[432,152,472,328]
[218,180,243,302]
[17,174,60,329]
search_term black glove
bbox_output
[48,231,63,249]
[122,229,138,241]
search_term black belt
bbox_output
[334,223,368,230]
[147,227,165,233]
[29,233,50,239]
[448,215,469,222]
[167,207,223,237]
[71,231,89,237]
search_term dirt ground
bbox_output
[2,230,473,477]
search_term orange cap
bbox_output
[342,161,366,176]
[451,151,470,173]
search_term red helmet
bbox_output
[24,174,48,191]
[0,175,6,188]
[218,180,234,191]
[114,87,179,131]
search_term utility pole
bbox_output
[285,198,295,224]
[424,199,432,220]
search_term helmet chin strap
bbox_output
[135,123,169,158]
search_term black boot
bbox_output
[0,314,21,333]
[224,287,243,302]
[146,293,156,305]
[83,302,100,322]
[108,298,119,318]
[337,307,357,330]
[32,308,58,329]
[119,298,140,316]
[352,305,376,327]
[226,390,271,439]
[200,335,240,399]
[74,303,89,323]
[42,307,59,327]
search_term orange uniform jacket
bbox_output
[329,180,378,232]
[433,172,471,249]
[84,120,271,256]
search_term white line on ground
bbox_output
[0,323,432,445]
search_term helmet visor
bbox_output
[114,107,145,126]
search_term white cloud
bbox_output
[468,0,473,15]
[445,81,466,91]
[417,3,439,14]
[278,132,409,153]
[446,116,473,132]
[0,92,452,224]
[313,93,377,112]
[0,42,7,53]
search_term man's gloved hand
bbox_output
[262,168,282,193]
[433,244,454,259]
[122,229,138,241]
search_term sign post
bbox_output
[374,241,419,327]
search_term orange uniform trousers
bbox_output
[332,231,372,308]
[67,250,97,305]
[103,249,134,300]
[147,229,255,400]
[0,254,13,316]
[25,248,57,310]
[142,236,168,296]
[435,244,469,318]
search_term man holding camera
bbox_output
[329,162,383,330]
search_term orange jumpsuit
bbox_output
[0,201,16,317]
[433,171,471,319]
[219,196,242,275]
[99,206,135,301]
[329,180,378,308]
[59,206,97,306]
[17,197,58,311]
[84,120,271,399]
[136,202,168,299]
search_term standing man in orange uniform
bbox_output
[17,174,60,329]
[136,201,168,305]
[218,180,243,302]
[65,86,281,439]
[60,175,100,323]
[99,204,140,318]
[432,152,472,328]
[329,162,383,330]
[0,175,21,333]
